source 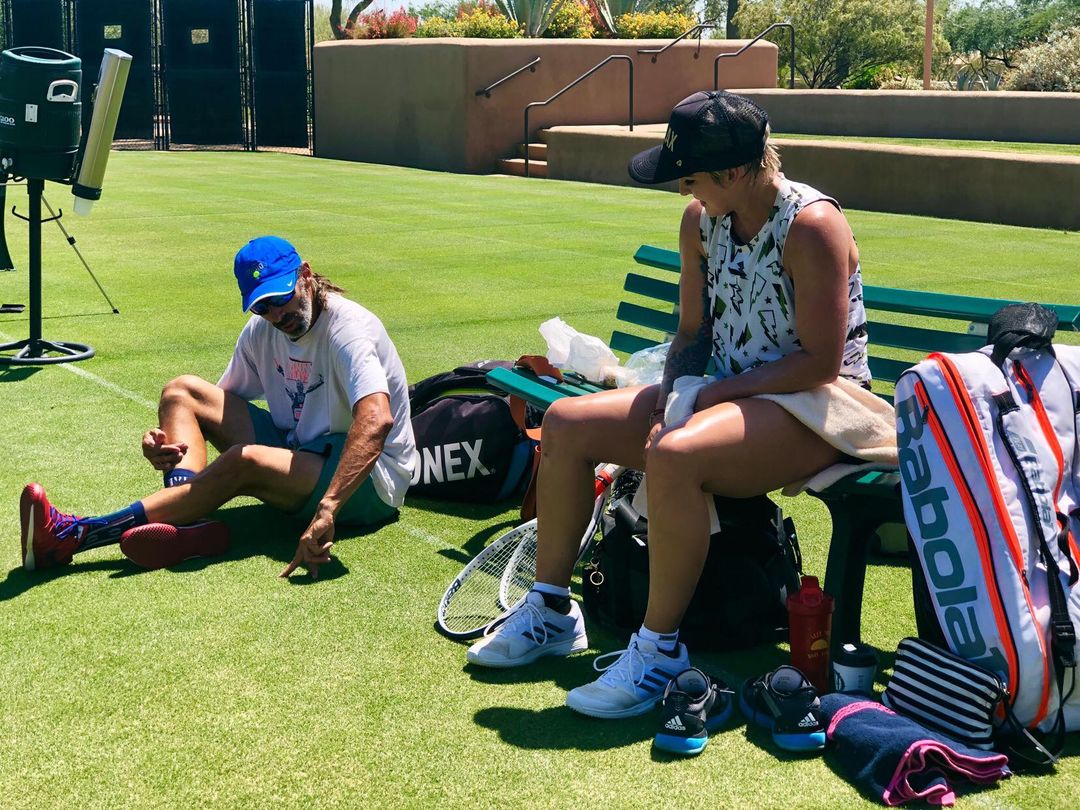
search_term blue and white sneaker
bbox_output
[654,668,735,756]
[565,634,689,719]
[466,591,588,668]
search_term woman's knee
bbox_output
[645,429,741,494]
[541,397,593,451]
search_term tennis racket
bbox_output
[436,462,623,640]
[498,463,621,612]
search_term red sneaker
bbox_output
[119,521,231,570]
[20,483,84,571]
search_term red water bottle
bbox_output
[787,575,834,693]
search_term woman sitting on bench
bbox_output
[468,91,876,718]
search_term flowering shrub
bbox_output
[1006,28,1080,92]
[455,4,524,36]
[615,10,696,39]
[346,8,419,38]
[414,16,459,36]
[543,0,596,38]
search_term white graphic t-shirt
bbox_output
[218,294,416,507]
[700,177,871,385]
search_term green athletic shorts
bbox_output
[246,403,398,527]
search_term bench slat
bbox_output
[865,286,1080,330]
[634,244,1080,331]
[868,356,915,383]
[625,273,679,304]
[633,245,681,273]
[485,366,596,410]
[616,301,679,335]
[611,330,661,356]
[866,321,985,354]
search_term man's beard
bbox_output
[275,292,316,339]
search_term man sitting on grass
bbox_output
[20,235,415,579]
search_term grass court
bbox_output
[0,150,1077,808]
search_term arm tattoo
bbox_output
[659,256,712,400]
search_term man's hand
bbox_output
[142,428,189,472]
[280,504,336,580]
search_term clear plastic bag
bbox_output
[617,342,670,388]
[538,317,623,385]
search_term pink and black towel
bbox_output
[821,693,1010,806]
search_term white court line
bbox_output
[401,524,457,552]
[0,330,157,411]
[61,364,157,411]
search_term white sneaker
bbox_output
[565,634,690,719]
[466,591,588,668]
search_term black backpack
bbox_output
[582,471,802,650]
[408,361,538,502]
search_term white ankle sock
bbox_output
[531,581,571,599]
[638,624,679,653]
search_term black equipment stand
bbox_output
[0,178,94,365]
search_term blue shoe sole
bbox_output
[739,691,773,729]
[740,692,825,752]
[654,732,708,756]
[706,696,735,730]
[773,730,827,752]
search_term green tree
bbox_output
[944,0,1080,70]
[734,0,926,87]
[701,0,742,37]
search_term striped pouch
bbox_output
[883,637,1005,749]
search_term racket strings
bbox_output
[440,525,537,635]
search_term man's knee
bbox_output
[160,374,214,409]
[216,443,273,483]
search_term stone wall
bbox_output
[730,89,1080,144]
[314,38,779,174]
[544,125,1080,230]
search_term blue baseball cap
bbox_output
[233,236,302,312]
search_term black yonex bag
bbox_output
[582,471,802,650]
[408,361,537,502]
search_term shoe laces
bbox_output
[48,506,84,541]
[484,599,551,644]
[593,641,649,689]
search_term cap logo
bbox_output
[664,128,678,151]
[252,262,264,279]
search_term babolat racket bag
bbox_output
[408,361,537,502]
[894,303,1080,764]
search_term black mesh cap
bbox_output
[628,91,769,185]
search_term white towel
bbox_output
[663,374,898,496]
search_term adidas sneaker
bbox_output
[740,665,826,752]
[466,591,588,668]
[565,634,689,719]
[654,668,735,756]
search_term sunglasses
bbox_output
[250,284,297,316]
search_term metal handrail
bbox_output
[637,19,721,63]
[476,57,541,98]
[523,55,634,178]
[714,22,796,90]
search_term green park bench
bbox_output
[486,243,1080,653]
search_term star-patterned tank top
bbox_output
[699,177,870,385]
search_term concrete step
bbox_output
[517,142,547,160]
[497,157,548,178]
